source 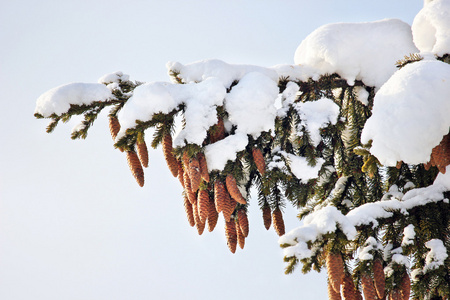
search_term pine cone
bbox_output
[177,160,185,188]
[197,153,210,183]
[184,171,196,204]
[183,195,195,227]
[126,150,144,187]
[326,252,344,294]
[361,274,378,300]
[109,116,120,140]
[388,290,400,300]
[209,117,225,143]
[236,219,245,249]
[197,189,209,223]
[399,273,410,300]
[237,209,249,237]
[162,134,178,177]
[214,181,226,213]
[192,200,205,235]
[342,273,357,300]
[189,157,201,192]
[207,196,219,232]
[225,219,237,253]
[136,139,149,168]
[373,259,385,299]
[252,148,266,175]
[328,279,342,300]
[262,205,272,230]
[225,174,247,204]
[272,207,285,236]
[222,190,235,222]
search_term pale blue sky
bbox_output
[0,1,423,299]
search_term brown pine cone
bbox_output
[177,160,185,188]
[189,157,201,192]
[225,174,247,204]
[262,205,271,230]
[252,148,266,175]
[272,207,285,236]
[327,252,344,294]
[197,189,209,223]
[236,219,245,249]
[162,134,178,177]
[361,274,378,300]
[136,139,149,168]
[399,273,410,300]
[183,195,195,227]
[209,116,226,143]
[225,219,237,253]
[184,171,196,204]
[192,200,205,235]
[222,191,236,223]
[237,209,249,237]
[207,195,219,232]
[328,279,342,300]
[197,153,210,183]
[126,150,144,187]
[373,259,385,299]
[214,181,226,213]
[342,273,357,300]
[109,116,121,140]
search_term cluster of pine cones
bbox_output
[326,252,410,300]
[109,116,286,253]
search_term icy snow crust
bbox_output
[412,0,450,55]
[35,83,113,117]
[294,19,418,88]
[361,59,450,166]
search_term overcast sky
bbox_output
[0,1,423,299]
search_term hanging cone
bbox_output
[126,150,144,187]
[328,279,342,300]
[237,209,249,237]
[197,189,210,223]
[222,191,236,223]
[373,259,385,299]
[326,252,345,294]
[236,219,245,249]
[136,139,149,168]
[162,134,178,177]
[207,195,219,232]
[433,133,450,173]
[214,181,227,213]
[177,160,185,188]
[189,157,202,192]
[252,148,266,175]
[361,274,378,300]
[209,116,226,143]
[192,199,205,235]
[183,195,195,227]
[272,207,285,236]
[197,153,210,183]
[225,174,247,204]
[342,273,358,300]
[399,273,410,300]
[184,171,196,204]
[109,116,120,140]
[225,219,237,253]
[262,205,272,230]
[388,290,400,300]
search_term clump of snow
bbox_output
[402,224,416,246]
[354,86,370,106]
[35,83,113,117]
[424,239,448,272]
[358,237,380,261]
[412,0,450,56]
[361,59,450,166]
[294,19,418,88]
[225,72,278,138]
[295,97,340,146]
[203,132,248,172]
[277,82,300,118]
[98,71,130,84]
[282,152,324,183]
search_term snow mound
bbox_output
[35,83,113,117]
[412,0,450,56]
[294,19,418,88]
[361,59,450,166]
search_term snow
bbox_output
[424,239,448,272]
[412,0,450,56]
[358,237,380,261]
[295,97,340,146]
[402,224,415,246]
[203,132,248,172]
[294,19,418,88]
[98,71,130,84]
[361,59,450,166]
[35,83,113,117]
[283,153,324,183]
